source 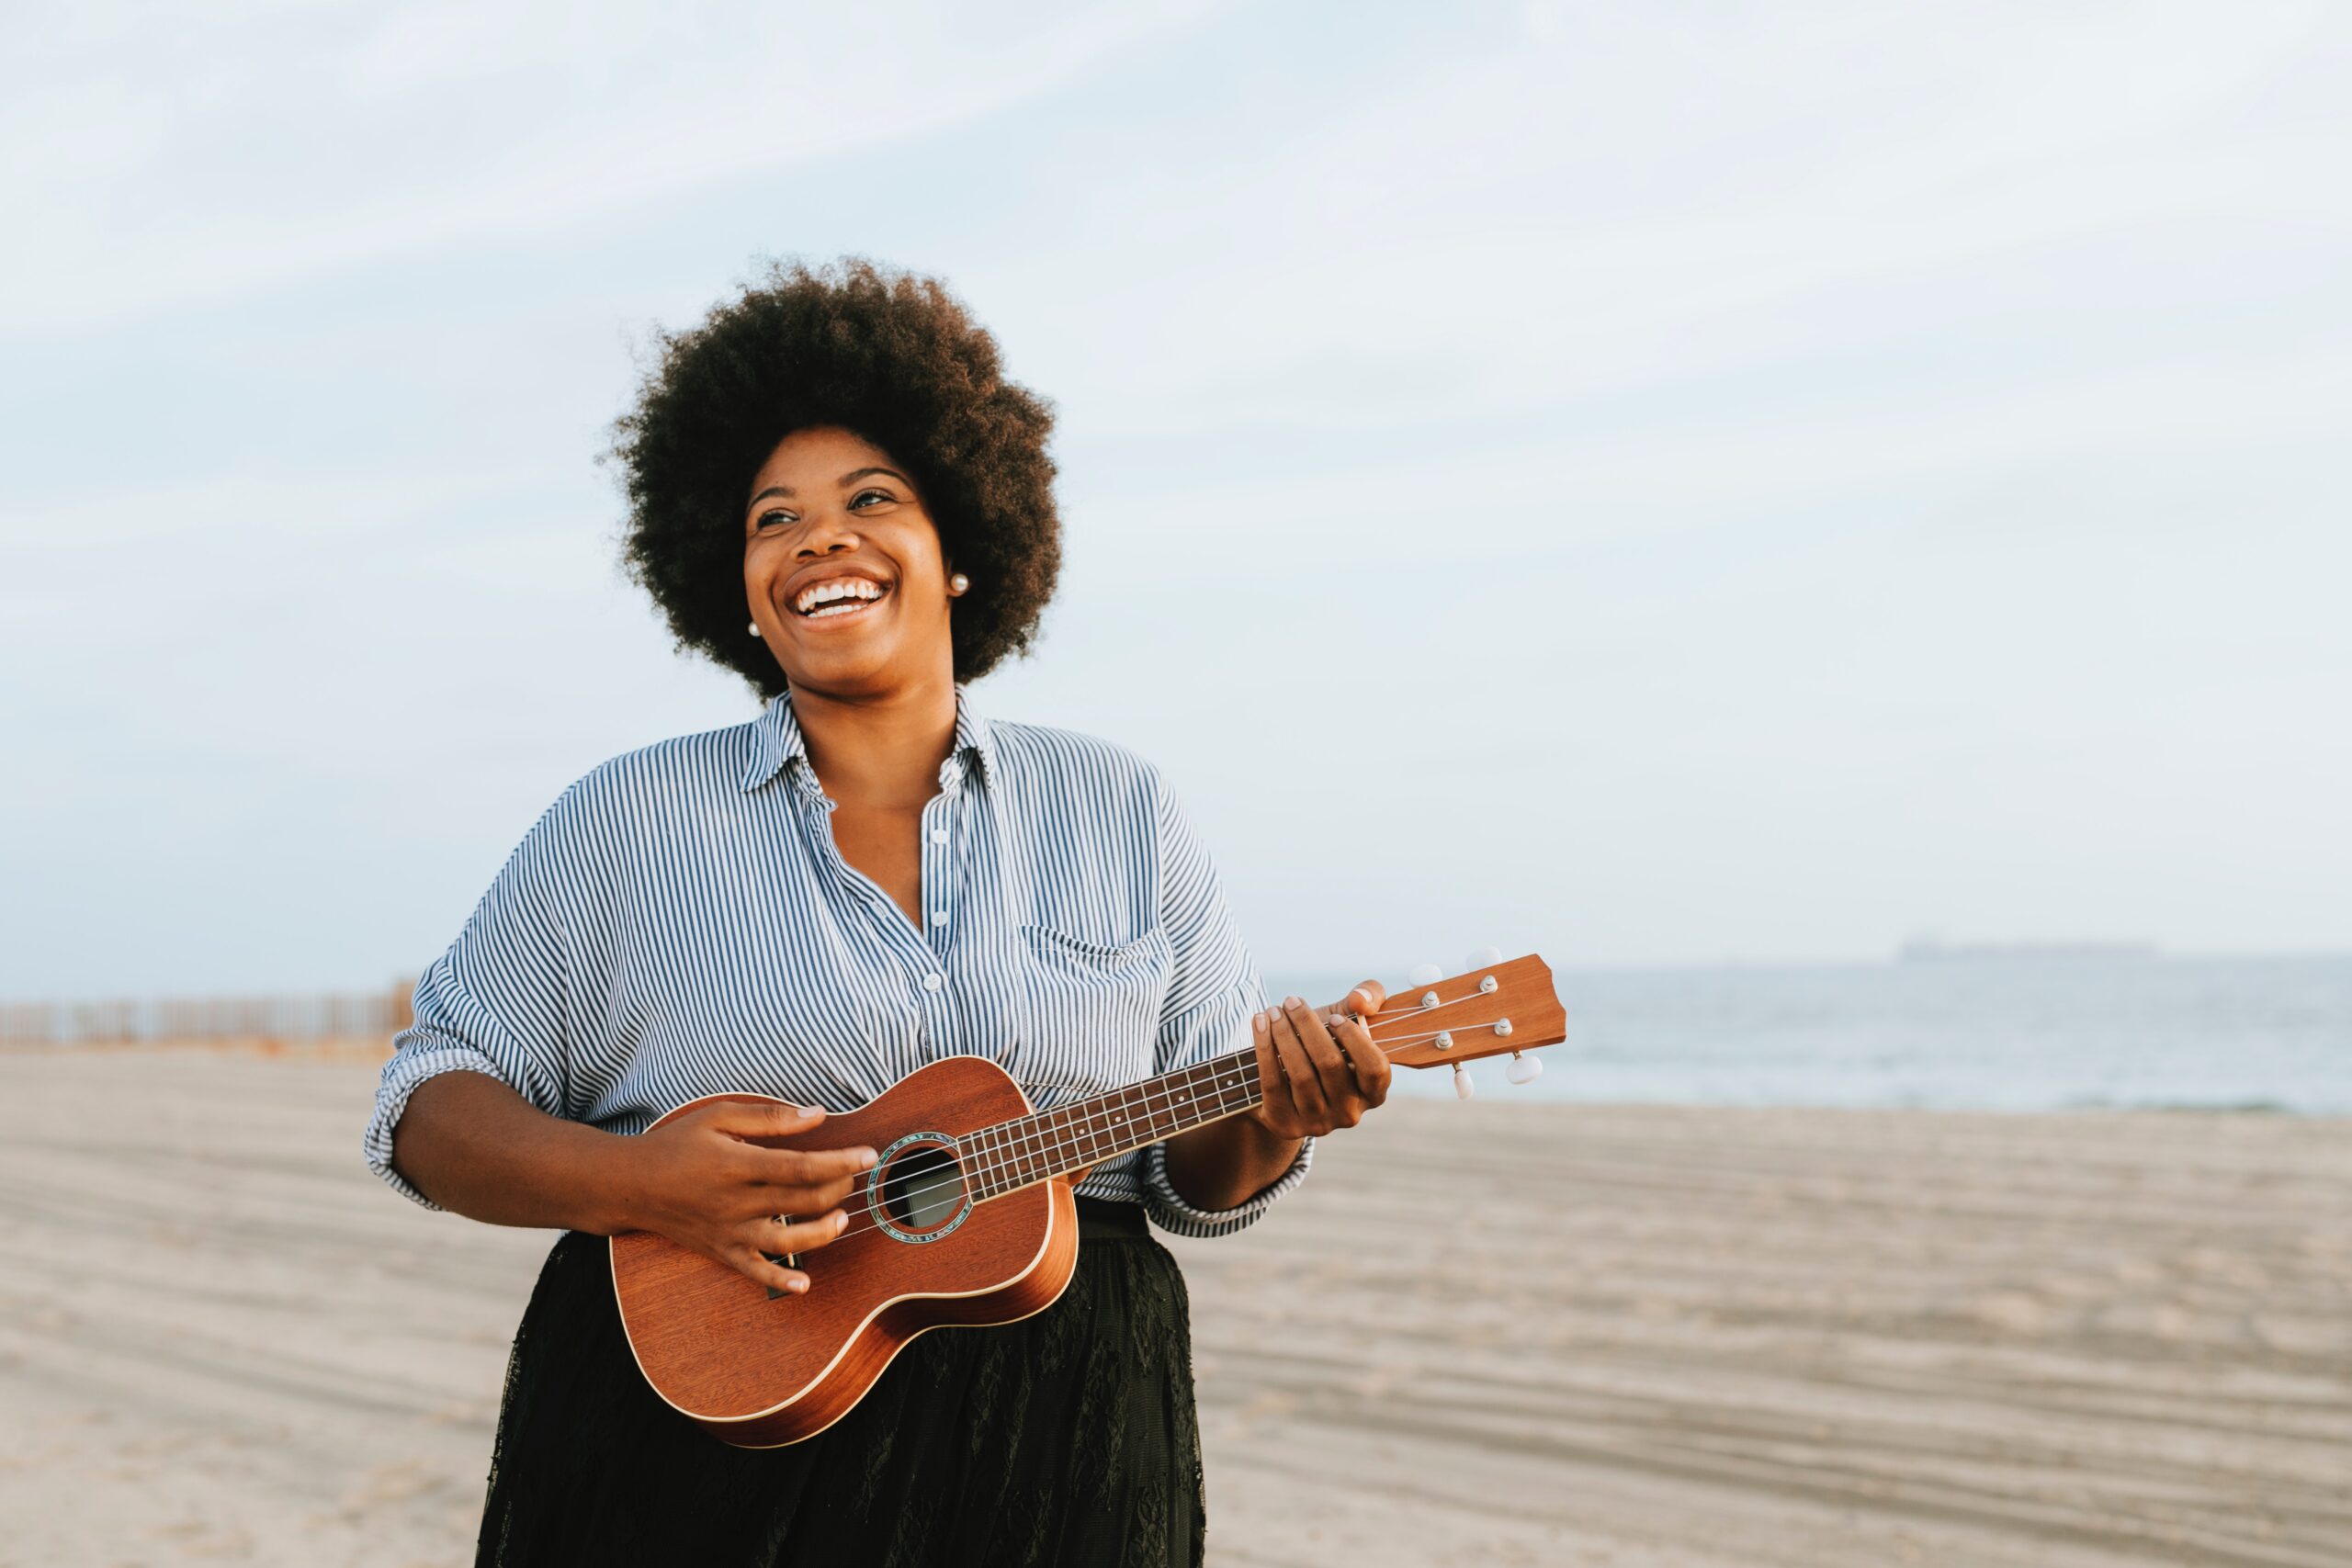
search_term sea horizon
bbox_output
[1270,951,2352,1116]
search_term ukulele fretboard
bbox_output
[959,1048,1264,1201]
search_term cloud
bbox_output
[0,0,1236,333]
[5,0,2350,989]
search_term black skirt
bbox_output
[474,1200,1205,1568]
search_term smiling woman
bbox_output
[363,256,1396,1568]
[612,257,1062,697]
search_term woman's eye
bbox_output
[851,489,893,509]
[754,510,793,529]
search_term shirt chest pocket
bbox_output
[1012,922,1173,1094]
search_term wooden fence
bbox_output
[0,982,416,1047]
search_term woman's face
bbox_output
[743,425,956,697]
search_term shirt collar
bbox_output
[740,683,998,795]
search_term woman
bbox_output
[363,257,1393,1567]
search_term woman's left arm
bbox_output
[1161,982,1391,1212]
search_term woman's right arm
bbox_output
[367,770,872,1296]
[391,1072,876,1296]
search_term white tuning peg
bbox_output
[1464,946,1502,972]
[1408,962,1443,987]
[1453,1062,1476,1100]
[1505,1051,1543,1086]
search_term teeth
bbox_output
[794,578,887,615]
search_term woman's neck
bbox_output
[787,673,959,809]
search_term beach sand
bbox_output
[1,1046,2346,1567]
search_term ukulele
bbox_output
[611,951,1567,1447]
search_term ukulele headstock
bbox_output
[1357,951,1566,1099]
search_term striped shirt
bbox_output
[362,684,1309,1238]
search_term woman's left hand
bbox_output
[1248,982,1392,1138]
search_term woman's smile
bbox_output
[788,573,894,625]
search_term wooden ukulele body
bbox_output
[610,1055,1081,1448]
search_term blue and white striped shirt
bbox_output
[362,684,1310,1238]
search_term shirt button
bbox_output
[930,829,948,844]
[922,974,944,992]
[930,910,948,926]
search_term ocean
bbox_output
[1270,953,2352,1114]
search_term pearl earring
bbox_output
[748,621,762,637]
[948,573,969,595]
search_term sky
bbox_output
[3,0,2348,1000]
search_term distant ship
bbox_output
[1898,938,2159,964]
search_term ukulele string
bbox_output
[834,1051,1280,1245]
[812,1054,1268,1248]
[827,1013,1396,1245]
[816,997,1512,1247]
[816,988,1514,1245]
[808,998,1511,1249]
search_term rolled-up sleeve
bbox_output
[362,792,579,1210]
[1138,770,1313,1238]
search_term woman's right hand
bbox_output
[610,1100,877,1297]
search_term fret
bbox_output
[1121,1082,1153,1147]
[1001,1118,1024,1191]
[1097,1084,1135,1155]
[960,1125,986,1201]
[969,1124,1002,1201]
[1119,1079,1149,1136]
[1035,1106,1060,1176]
[1151,1066,1195,1137]
[1216,1061,1257,1118]
[1082,1100,1103,1160]
[1040,1106,1066,1168]
[1043,1102,1074,1172]
[1020,1109,1048,1184]
[1149,1073,1188,1138]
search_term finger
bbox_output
[1331,1012,1392,1103]
[750,1208,854,1258]
[741,1143,880,1189]
[1333,977,1388,1021]
[724,1244,810,1297]
[1283,995,1359,1123]
[1265,1004,1330,1123]
[705,1098,827,1144]
[1250,1010,1302,1137]
[728,1168,865,1218]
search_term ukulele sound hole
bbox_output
[878,1141,969,1238]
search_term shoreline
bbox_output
[6,1035,2343,1118]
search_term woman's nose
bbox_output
[796,511,862,557]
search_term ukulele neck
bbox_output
[961,1048,1264,1201]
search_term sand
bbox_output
[1,1046,2346,1567]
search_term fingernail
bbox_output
[857,1147,878,1168]
[1283,995,1302,1009]
[834,1212,849,1234]
[790,1277,809,1293]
